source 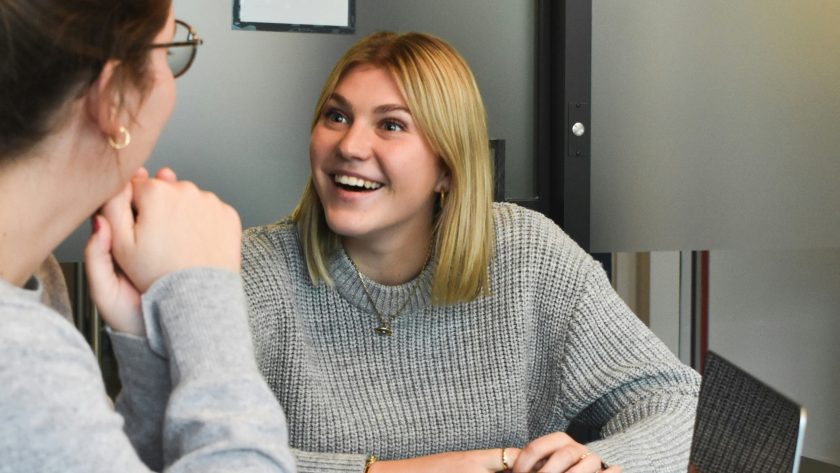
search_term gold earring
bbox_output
[439,190,446,208]
[108,126,131,150]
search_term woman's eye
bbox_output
[325,110,348,124]
[381,120,404,132]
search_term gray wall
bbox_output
[590,0,840,253]
[56,0,535,260]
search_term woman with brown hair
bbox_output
[240,32,700,473]
[0,1,293,471]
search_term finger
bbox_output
[545,449,601,473]
[126,177,174,235]
[100,180,137,255]
[529,447,588,473]
[513,433,576,472]
[154,166,177,182]
[494,447,521,471]
[133,167,149,179]
[84,215,117,304]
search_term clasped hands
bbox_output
[371,432,620,473]
[84,167,242,336]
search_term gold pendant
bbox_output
[374,325,392,336]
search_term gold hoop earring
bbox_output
[108,126,131,150]
[439,190,446,208]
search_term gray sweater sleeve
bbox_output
[109,331,170,470]
[0,269,296,473]
[291,449,368,473]
[555,261,699,471]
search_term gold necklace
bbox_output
[348,247,432,336]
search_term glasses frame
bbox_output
[149,19,203,78]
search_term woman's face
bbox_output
[309,65,450,247]
[116,8,177,175]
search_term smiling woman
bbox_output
[296,32,494,299]
[224,31,702,473]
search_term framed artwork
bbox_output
[233,0,355,34]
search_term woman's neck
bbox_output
[0,161,70,286]
[0,119,113,286]
[342,224,434,286]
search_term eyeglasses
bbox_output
[150,19,203,78]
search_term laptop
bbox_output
[688,351,807,473]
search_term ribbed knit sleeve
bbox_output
[291,449,367,473]
[509,206,700,472]
[554,262,699,471]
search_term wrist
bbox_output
[364,455,379,473]
[367,457,401,473]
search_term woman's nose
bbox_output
[337,123,373,161]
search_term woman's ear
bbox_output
[85,60,122,140]
[435,164,452,193]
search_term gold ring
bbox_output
[580,451,593,461]
[501,447,511,469]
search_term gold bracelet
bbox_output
[363,454,378,473]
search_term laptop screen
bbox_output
[688,351,806,473]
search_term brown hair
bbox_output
[0,0,171,161]
[293,32,494,305]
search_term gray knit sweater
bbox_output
[0,268,295,472]
[242,203,700,473]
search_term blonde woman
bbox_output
[242,32,699,473]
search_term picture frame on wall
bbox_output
[233,0,355,34]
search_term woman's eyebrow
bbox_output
[326,93,352,110]
[328,93,410,115]
[374,104,411,115]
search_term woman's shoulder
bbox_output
[241,218,304,272]
[0,286,93,366]
[243,218,298,253]
[492,202,589,262]
[490,202,602,293]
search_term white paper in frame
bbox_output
[233,0,354,34]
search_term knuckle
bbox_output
[176,179,199,194]
[559,447,577,464]
[521,443,537,455]
[224,203,240,220]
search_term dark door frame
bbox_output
[531,0,592,252]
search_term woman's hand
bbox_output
[371,448,521,473]
[85,167,240,335]
[84,168,156,336]
[104,172,242,293]
[86,209,144,335]
[512,432,620,473]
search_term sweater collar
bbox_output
[0,275,43,303]
[328,246,434,319]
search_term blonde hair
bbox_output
[293,31,494,305]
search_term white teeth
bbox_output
[334,174,383,190]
